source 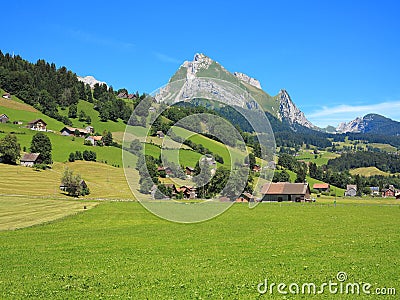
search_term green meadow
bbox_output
[296,150,340,166]
[0,202,399,299]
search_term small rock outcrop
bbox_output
[233,72,262,90]
[278,89,316,129]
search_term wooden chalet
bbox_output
[185,166,195,176]
[382,185,396,198]
[60,126,89,137]
[238,192,255,202]
[174,186,197,199]
[85,135,103,146]
[0,114,9,123]
[85,126,94,134]
[157,166,173,177]
[28,119,47,131]
[260,182,311,202]
[117,92,128,99]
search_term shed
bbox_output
[313,183,330,192]
[20,153,42,167]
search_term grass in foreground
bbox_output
[0,202,398,299]
[0,196,97,231]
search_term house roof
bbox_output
[21,153,40,162]
[186,166,194,171]
[242,192,254,199]
[346,185,357,191]
[86,135,103,141]
[236,197,248,202]
[219,196,230,202]
[0,114,8,119]
[370,187,379,191]
[261,182,309,195]
[117,92,128,98]
[62,126,89,134]
[313,183,330,189]
[28,119,47,125]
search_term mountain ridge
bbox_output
[168,53,316,129]
[336,114,400,135]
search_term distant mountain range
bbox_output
[78,53,400,137]
[336,114,400,136]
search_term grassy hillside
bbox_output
[0,94,138,166]
[171,126,247,168]
[0,90,65,130]
[349,167,389,177]
[0,122,135,166]
[144,143,202,168]
[58,100,127,133]
[241,82,280,113]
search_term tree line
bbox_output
[0,51,136,125]
[327,151,400,173]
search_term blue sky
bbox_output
[3,0,400,127]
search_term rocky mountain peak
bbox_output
[336,117,364,133]
[168,54,316,129]
[181,53,213,80]
[278,89,316,129]
[233,72,262,90]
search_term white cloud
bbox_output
[154,52,181,64]
[68,29,134,50]
[307,100,400,128]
